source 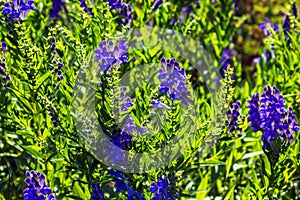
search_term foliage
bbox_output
[0,0,300,199]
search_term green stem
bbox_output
[283,93,300,98]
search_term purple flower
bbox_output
[150,174,177,200]
[119,86,127,102]
[1,41,6,55]
[292,3,298,18]
[120,97,134,111]
[219,46,232,72]
[50,55,64,85]
[118,3,133,25]
[0,55,11,88]
[150,100,171,110]
[108,0,122,10]
[94,39,129,71]
[80,0,93,15]
[2,3,12,15]
[178,5,193,22]
[152,0,163,12]
[48,110,59,127]
[24,170,56,200]
[2,0,36,20]
[247,85,299,148]
[226,101,241,133]
[104,129,131,165]
[247,92,261,132]
[259,18,279,36]
[282,15,291,39]
[122,117,136,134]
[108,0,133,25]
[109,170,145,200]
[232,0,239,13]
[253,48,274,65]
[91,184,105,200]
[158,57,190,105]
[50,0,65,18]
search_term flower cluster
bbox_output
[120,94,147,135]
[48,109,59,128]
[104,130,130,165]
[24,170,56,200]
[282,15,291,38]
[80,0,93,15]
[104,91,133,164]
[50,0,65,18]
[120,97,133,111]
[108,0,133,25]
[247,85,299,148]
[91,183,105,200]
[109,170,145,200]
[254,4,299,65]
[108,0,122,10]
[0,42,11,88]
[226,101,242,134]
[49,37,64,89]
[219,46,233,73]
[2,0,36,20]
[1,41,6,56]
[254,18,279,65]
[94,39,129,71]
[82,118,96,140]
[232,0,239,13]
[259,17,280,37]
[150,174,178,200]
[158,57,189,105]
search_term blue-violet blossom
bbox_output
[94,39,129,71]
[24,170,56,200]
[247,85,299,148]
[109,170,145,200]
[91,183,105,200]
[158,57,189,105]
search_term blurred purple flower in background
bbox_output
[259,17,279,36]
[232,0,240,14]
[219,46,232,72]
